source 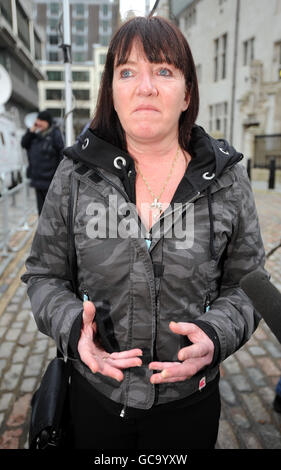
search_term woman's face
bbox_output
[112,42,189,146]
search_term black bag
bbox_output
[28,172,79,449]
[29,357,71,449]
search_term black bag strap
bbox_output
[67,170,79,296]
[57,169,79,359]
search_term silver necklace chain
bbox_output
[136,146,181,219]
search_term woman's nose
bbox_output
[136,72,158,96]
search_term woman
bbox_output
[22,16,266,449]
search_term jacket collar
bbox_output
[63,125,243,197]
[63,128,135,177]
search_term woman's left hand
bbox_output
[148,322,214,384]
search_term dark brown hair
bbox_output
[90,16,199,151]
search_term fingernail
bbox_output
[161,370,168,378]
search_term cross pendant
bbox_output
[151,198,162,212]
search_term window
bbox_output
[102,20,109,32]
[72,71,89,81]
[50,3,59,15]
[0,0,13,26]
[73,89,90,100]
[47,71,64,81]
[47,108,64,118]
[46,89,63,100]
[209,102,228,137]
[214,38,219,82]
[100,36,109,46]
[221,34,227,79]
[49,35,59,45]
[76,4,84,15]
[243,37,255,66]
[34,33,42,60]
[10,56,24,80]
[75,35,85,46]
[73,52,85,62]
[75,19,84,31]
[17,1,30,50]
[49,18,58,31]
[214,34,228,81]
[73,108,90,119]
[103,5,108,16]
[99,54,106,65]
[49,51,59,62]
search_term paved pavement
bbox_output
[0,179,281,450]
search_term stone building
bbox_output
[160,0,281,174]
[0,0,44,125]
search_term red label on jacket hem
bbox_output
[199,376,206,391]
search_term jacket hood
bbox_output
[63,124,243,190]
[185,125,243,192]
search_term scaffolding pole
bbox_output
[62,0,73,146]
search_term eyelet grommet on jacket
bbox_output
[114,156,126,169]
[203,172,215,180]
[82,138,89,150]
[219,148,229,155]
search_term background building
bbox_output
[0,0,44,126]
[38,44,108,135]
[160,0,281,176]
[33,0,120,135]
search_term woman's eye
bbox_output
[120,69,133,78]
[158,68,172,77]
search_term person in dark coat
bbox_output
[21,110,64,215]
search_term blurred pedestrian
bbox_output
[21,110,64,215]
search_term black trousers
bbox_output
[35,188,48,215]
[67,369,221,450]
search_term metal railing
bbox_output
[0,165,37,276]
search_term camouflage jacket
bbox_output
[21,125,266,413]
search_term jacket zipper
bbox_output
[82,283,128,418]
[204,292,211,312]
[147,192,201,252]
[81,286,89,302]
[86,172,202,416]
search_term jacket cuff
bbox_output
[68,312,83,359]
[189,320,220,368]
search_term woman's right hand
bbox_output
[77,301,143,382]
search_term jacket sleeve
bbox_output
[198,164,267,363]
[21,130,36,150]
[21,157,83,357]
[51,127,65,161]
